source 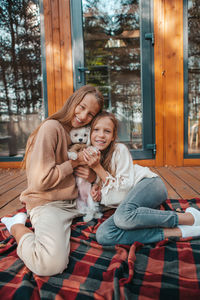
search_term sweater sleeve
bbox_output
[27,120,74,191]
[100,144,135,207]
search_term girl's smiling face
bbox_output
[71,93,100,128]
[91,117,115,151]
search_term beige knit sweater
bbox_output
[20,120,78,211]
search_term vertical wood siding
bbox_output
[163,0,184,166]
[43,0,73,115]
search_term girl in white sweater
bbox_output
[82,111,200,245]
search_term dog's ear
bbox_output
[86,127,91,146]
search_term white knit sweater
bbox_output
[99,143,158,208]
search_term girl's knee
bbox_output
[96,226,106,245]
[113,212,122,228]
[162,185,168,200]
[155,177,168,200]
[96,224,115,246]
[18,239,69,276]
[114,209,137,230]
[32,250,69,276]
[44,254,68,276]
[114,213,129,229]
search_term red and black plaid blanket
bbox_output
[1,198,200,300]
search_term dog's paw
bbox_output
[68,152,77,160]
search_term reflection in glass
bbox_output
[0,0,44,158]
[187,0,200,154]
[82,0,142,150]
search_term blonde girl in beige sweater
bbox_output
[2,85,104,276]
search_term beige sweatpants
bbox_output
[17,200,82,276]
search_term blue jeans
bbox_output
[96,177,178,245]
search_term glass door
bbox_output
[70,0,155,159]
[0,0,47,161]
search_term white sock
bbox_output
[178,225,200,238]
[186,207,200,226]
[1,213,27,233]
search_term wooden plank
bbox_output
[0,161,22,168]
[0,174,26,196]
[59,0,73,105]
[169,167,200,194]
[176,0,184,166]
[133,160,156,167]
[155,167,200,199]
[0,171,22,187]
[0,173,11,180]
[151,167,180,199]
[0,181,27,209]
[43,0,56,116]
[184,159,200,166]
[182,167,200,181]
[51,0,63,112]
[164,0,184,166]
[0,169,16,179]
[0,197,24,218]
[153,0,165,166]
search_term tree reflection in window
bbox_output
[0,0,44,158]
[82,0,142,149]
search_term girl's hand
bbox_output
[74,166,96,183]
[83,148,101,169]
[90,184,101,202]
[70,150,88,169]
[77,150,86,164]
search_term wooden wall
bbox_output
[43,0,74,115]
[155,0,184,167]
[1,0,200,168]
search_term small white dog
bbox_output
[68,127,102,222]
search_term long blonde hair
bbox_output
[90,111,118,176]
[22,85,104,169]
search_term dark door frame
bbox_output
[70,0,155,159]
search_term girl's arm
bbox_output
[84,144,135,207]
[82,148,108,183]
[70,150,86,169]
[26,120,86,191]
[90,184,101,202]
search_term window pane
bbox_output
[187,0,200,154]
[0,0,45,159]
[82,0,142,150]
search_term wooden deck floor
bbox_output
[0,166,200,218]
